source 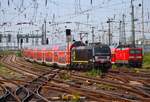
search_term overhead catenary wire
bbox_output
[0,0,149,45]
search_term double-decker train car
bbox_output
[23,47,34,61]
[111,44,143,67]
[22,41,112,71]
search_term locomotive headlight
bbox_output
[136,56,142,58]
[95,56,99,60]
[107,56,110,59]
[129,56,134,58]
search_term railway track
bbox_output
[14,56,51,74]
[0,55,37,78]
[12,57,134,101]
[55,72,150,101]
[0,55,61,101]
[110,68,150,78]
[0,86,20,102]
[0,76,22,102]
[48,79,134,102]
[0,55,150,101]
[12,55,150,101]
[16,69,60,102]
[0,77,47,102]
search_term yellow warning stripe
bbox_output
[72,61,88,63]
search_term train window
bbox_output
[130,49,142,54]
[94,46,111,54]
[54,52,57,56]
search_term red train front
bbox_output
[111,45,143,67]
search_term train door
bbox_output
[45,50,53,64]
[31,49,34,59]
[54,51,59,63]
[66,50,71,64]
[34,48,37,61]
[58,51,66,64]
[37,49,43,62]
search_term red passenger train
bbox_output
[111,44,143,67]
[22,41,112,72]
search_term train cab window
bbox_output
[94,46,111,55]
[130,49,142,54]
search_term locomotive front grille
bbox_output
[95,56,110,63]
[95,56,110,59]
[97,56,107,59]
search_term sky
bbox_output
[0,0,150,45]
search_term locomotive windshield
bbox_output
[130,49,142,54]
[94,46,111,55]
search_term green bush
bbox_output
[15,51,22,57]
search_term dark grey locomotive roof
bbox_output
[72,43,110,50]
[72,41,85,47]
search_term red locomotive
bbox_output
[22,41,112,71]
[111,44,143,67]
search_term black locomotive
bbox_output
[71,42,112,71]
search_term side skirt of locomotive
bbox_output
[71,60,111,71]
[115,60,142,68]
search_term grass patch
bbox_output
[143,52,150,68]
[112,64,117,69]
[0,50,15,55]
[59,72,70,80]
[0,64,22,79]
[96,83,117,90]
[0,50,22,57]
[86,68,103,77]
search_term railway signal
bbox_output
[66,29,71,42]
[106,18,114,45]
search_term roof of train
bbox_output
[72,43,110,50]
[24,41,86,51]
[25,45,66,50]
